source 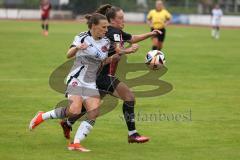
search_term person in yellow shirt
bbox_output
[147,0,172,50]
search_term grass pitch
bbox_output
[0,20,239,160]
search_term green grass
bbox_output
[0,20,240,160]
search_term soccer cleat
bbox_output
[60,120,72,139]
[68,143,91,152]
[128,133,150,143]
[29,111,44,131]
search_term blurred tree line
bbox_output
[0,0,239,14]
[69,0,138,14]
[69,0,200,14]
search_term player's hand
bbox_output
[129,44,139,53]
[152,30,162,35]
[147,21,153,28]
[76,43,88,50]
[165,20,171,26]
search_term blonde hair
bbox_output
[156,0,163,4]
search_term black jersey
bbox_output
[99,26,132,76]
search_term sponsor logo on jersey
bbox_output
[113,34,121,42]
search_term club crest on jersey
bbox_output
[71,81,78,87]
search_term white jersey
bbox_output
[211,8,223,26]
[65,31,110,98]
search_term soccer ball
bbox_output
[145,50,166,70]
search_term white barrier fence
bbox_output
[188,15,240,27]
[1,9,240,27]
[124,13,240,27]
[0,8,72,19]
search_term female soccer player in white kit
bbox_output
[29,13,121,152]
[211,4,223,39]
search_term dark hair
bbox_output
[96,4,122,22]
[85,13,107,29]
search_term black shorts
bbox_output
[151,28,166,42]
[96,75,120,96]
[41,16,49,21]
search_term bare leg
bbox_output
[73,96,100,144]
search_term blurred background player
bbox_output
[40,0,52,36]
[147,0,171,50]
[211,4,223,39]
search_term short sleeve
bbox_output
[165,10,172,20]
[106,32,118,42]
[69,36,79,48]
[147,10,153,20]
[70,34,85,48]
[121,31,132,42]
[106,26,131,42]
[106,28,122,43]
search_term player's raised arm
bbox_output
[129,30,162,44]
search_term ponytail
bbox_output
[85,13,107,29]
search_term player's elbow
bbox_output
[66,52,72,59]
[66,52,70,58]
[129,36,137,44]
[66,49,75,58]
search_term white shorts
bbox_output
[65,77,99,100]
[212,19,221,27]
[67,94,90,101]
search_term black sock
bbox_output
[86,119,95,126]
[45,24,49,31]
[41,24,44,30]
[122,101,136,131]
[66,106,87,126]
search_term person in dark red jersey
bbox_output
[40,0,51,36]
[58,4,162,143]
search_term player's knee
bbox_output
[124,100,135,107]
[87,108,100,119]
[124,92,135,101]
[69,104,82,114]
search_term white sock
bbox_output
[42,110,57,120]
[128,130,137,136]
[74,121,93,144]
[211,29,215,37]
[215,31,220,39]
